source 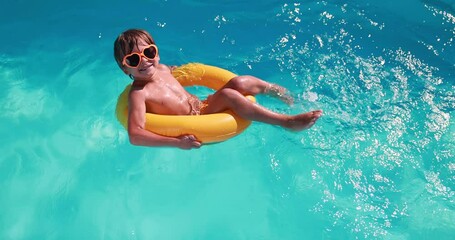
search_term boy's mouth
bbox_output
[139,64,153,72]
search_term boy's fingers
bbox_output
[193,139,202,148]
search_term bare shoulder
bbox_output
[158,63,177,72]
[128,86,145,103]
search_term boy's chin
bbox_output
[138,67,155,76]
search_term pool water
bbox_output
[1,0,454,239]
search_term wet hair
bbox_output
[113,29,155,69]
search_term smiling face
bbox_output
[122,38,160,80]
[113,29,160,81]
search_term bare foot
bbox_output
[265,84,294,105]
[282,110,323,131]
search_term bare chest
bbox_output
[143,82,191,115]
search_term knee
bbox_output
[218,88,239,99]
[227,75,253,92]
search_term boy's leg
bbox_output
[223,75,294,105]
[203,88,321,131]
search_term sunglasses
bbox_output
[122,44,158,68]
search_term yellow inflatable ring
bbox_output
[116,63,256,143]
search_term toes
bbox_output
[312,110,323,118]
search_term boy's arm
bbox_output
[127,90,201,149]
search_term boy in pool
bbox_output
[114,29,322,149]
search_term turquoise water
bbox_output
[1,0,454,239]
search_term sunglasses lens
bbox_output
[125,54,140,67]
[144,46,157,59]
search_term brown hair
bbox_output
[113,29,155,69]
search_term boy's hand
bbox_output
[168,65,178,72]
[177,134,201,149]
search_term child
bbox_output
[114,29,322,149]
